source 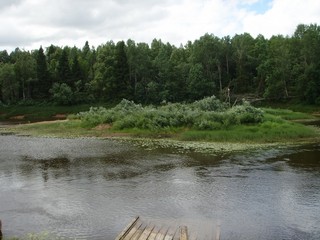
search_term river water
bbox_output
[0,135,319,240]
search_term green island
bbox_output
[1,97,319,154]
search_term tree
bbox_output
[168,46,190,102]
[34,46,50,99]
[131,42,153,103]
[263,35,292,99]
[293,24,320,103]
[80,41,95,85]
[152,41,174,102]
[231,33,256,93]
[71,53,82,86]
[0,50,10,64]
[254,34,269,95]
[46,45,61,84]
[113,41,131,100]
[14,50,36,100]
[187,63,213,100]
[57,47,72,86]
[50,83,73,105]
[0,63,19,103]
[1,23,319,105]
[92,41,116,100]
[190,34,223,96]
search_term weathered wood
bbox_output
[154,226,169,240]
[122,220,143,240]
[180,226,188,240]
[172,227,181,240]
[163,226,176,240]
[147,225,161,240]
[214,223,221,240]
[115,217,219,240]
[138,223,155,240]
[115,216,140,240]
[130,222,147,240]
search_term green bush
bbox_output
[191,95,227,112]
[49,83,73,105]
[77,96,265,130]
[226,101,264,124]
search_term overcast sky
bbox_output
[1,0,320,51]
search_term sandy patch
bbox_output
[27,119,68,125]
[10,115,25,120]
[53,114,67,119]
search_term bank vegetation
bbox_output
[5,97,318,145]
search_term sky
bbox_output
[0,0,320,51]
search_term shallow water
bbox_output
[0,135,319,239]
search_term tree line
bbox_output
[0,24,319,105]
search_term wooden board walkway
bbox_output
[115,217,220,240]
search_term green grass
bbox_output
[2,98,319,144]
[262,108,316,120]
[0,103,113,122]
[257,101,320,114]
[179,121,318,143]
[9,117,318,144]
[8,120,93,137]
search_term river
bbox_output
[0,135,319,239]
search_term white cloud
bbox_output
[242,0,320,38]
[0,0,319,51]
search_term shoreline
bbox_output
[1,119,319,154]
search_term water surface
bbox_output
[0,135,319,239]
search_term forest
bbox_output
[0,24,319,106]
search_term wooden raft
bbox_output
[115,217,220,240]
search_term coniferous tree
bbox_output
[0,50,10,64]
[57,47,72,86]
[34,46,50,99]
[114,41,131,100]
[1,23,320,105]
[71,54,82,85]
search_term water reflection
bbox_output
[266,144,320,172]
[0,136,320,239]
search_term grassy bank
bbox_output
[3,97,319,144]
[0,103,113,122]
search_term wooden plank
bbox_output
[115,217,221,240]
[130,222,148,240]
[163,227,176,240]
[115,216,140,240]
[172,227,180,240]
[121,220,143,240]
[172,231,179,240]
[180,226,188,240]
[214,223,221,240]
[154,226,169,240]
[146,225,161,240]
[138,223,155,240]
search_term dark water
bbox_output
[0,135,319,240]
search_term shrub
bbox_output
[49,83,73,105]
[195,118,223,130]
[191,95,228,112]
[113,99,143,113]
[226,101,264,124]
[77,97,265,130]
